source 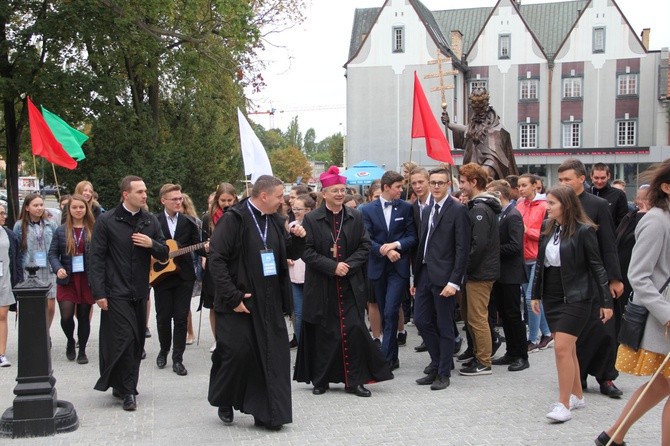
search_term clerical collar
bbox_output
[248,198,265,216]
[325,203,343,215]
[122,203,140,216]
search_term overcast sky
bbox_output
[246,0,670,141]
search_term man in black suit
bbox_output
[558,159,624,398]
[412,167,471,390]
[486,180,529,372]
[154,183,206,376]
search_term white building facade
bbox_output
[345,0,669,193]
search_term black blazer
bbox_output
[578,191,622,282]
[413,196,471,287]
[497,204,527,285]
[532,223,611,308]
[155,212,204,285]
[48,225,92,285]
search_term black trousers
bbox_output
[154,280,194,363]
[491,282,528,360]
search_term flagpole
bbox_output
[408,139,414,165]
[32,155,38,178]
[51,163,61,201]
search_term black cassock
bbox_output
[207,200,304,427]
[294,205,393,388]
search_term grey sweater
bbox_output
[629,206,670,355]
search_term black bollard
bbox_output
[0,264,78,438]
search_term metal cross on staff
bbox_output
[426,50,458,183]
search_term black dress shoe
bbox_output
[141,349,147,360]
[453,338,463,356]
[414,342,428,352]
[173,362,188,376]
[491,354,514,366]
[416,371,437,385]
[122,394,137,411]
[595,431,627,446]
[345,384,371,397]
[312,384,329,395]
[430,375,450,390]
[145,327,151,338]
[218,406,233,424]
[397,331,407,346]
[112,388,122,399]
[66,340,76,361]
[581,377,588,390]
[508,358,530,372]
[423,364,436,375]
[156,351,167,369]
[599,380,623,398]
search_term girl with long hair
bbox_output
[201,183,238,350]
[13,194,58,330]
[48,194,95,363]
[74,180,103,218]
[531,185,612,423]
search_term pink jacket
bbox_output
[516,195,547,261]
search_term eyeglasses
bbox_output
[328,189,347,195]
[429,181,449,188]
[166,197,183,202]
[291,207,306,212]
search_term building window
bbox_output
[392,26,404,53]
[562,78,582,98]
[617,73,638,96]
[519,124,538,149]
[499,34,511,59]
[469,80,488,94]
[562,123,581,148]
[617,120,636,146]
[519,79,539,100]
[593,27,605,53]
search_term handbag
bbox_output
[618,276,670,351]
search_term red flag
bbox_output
[411,72,454,165]
[27,97,77,170]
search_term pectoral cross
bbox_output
[330,243,338,259]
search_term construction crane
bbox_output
[248,104,345,129]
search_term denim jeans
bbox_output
[523,262,551,344]
[292,283,304,341]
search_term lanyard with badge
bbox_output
[32,221,48,268]
[72,228,85,273]
[247,201,277,277]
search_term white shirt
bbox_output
[379,197,393,229]
[544,231,562,267]
[423,195,460,291]
[165,210,179,239]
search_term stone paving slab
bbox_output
[0,298,662,445]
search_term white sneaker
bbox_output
[0,354,11,367]
[546,402,571,422]
[569,394,586,410]
[209,343,217,353]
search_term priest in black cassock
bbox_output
[294,166,393,397]
[207,175,306,431]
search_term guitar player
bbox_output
[154,183,207,376]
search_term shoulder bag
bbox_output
[618,275,670,351]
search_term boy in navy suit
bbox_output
[361,171,417,369]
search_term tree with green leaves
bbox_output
[269,146,312,184]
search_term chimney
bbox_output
[451,30,463,60]
[641,28,650,50]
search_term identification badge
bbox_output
[260,249,277,277]
[72,255,85,273]
[34,251,47,268]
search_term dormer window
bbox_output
[392,26,404,53]
[499,34,511,59]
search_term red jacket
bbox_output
[516,195,547,261]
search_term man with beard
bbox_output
[442,88,519,180]
[91,175,169,411]
[207,175,306,430]
[295,166,393,397]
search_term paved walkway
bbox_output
[0,297,662,445]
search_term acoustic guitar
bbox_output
[150,239,207,285]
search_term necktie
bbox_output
[431,203,440,231]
